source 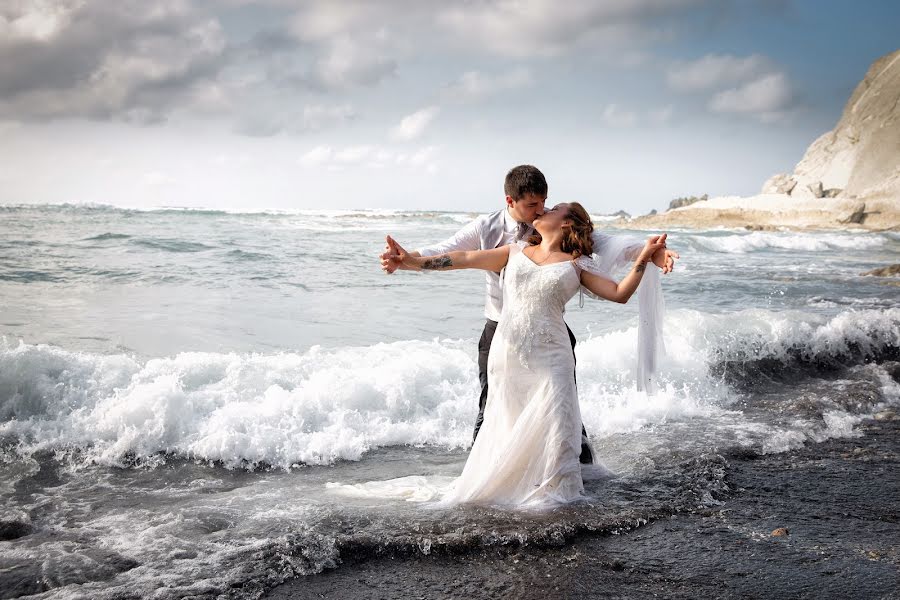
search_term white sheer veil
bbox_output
[579,231,667,394]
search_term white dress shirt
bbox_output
[416,208,526,321]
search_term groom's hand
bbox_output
[380,236,418,273]
[651,245,680,274]
[380,238,402,273]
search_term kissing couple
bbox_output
[377,164,678,507]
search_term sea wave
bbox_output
[1,308,898,469]
[703,307,900,387]
[0,202,480,224]
[0,339,478,468]
[688,231,891,253]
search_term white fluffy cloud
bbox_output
[666,53,797,121]
[709,72,795,121]
[0,0,798,138]
[234,103,356,137]
[600,103,673,127]
[442,68,534,102]
[438,0,708,57]
[301,104,357,131]
[298,143,438,173]
[308,37,397,90]
[0,1,228,122]
[666,53,772,92]
[390,106,439,141]
[601,104,638,127]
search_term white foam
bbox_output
[1,307,897,468]
[0,339,477,469]
[689,231,888,253]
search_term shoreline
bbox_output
[266,413,900,599]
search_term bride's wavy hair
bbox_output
[528,202,594,258]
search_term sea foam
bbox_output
[1,308,897,469]
[688,231,889,253]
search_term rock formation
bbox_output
[668,194,708,210]
[623,49,899,231]
[862,264,900,277]
[764,49,900,203]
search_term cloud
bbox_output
[334,145,373,163]
[648,105,674,124]
[437,0,710,58]
[242,2,403,92]
[666,53,798,122]
[600,104,638,127]
[265,0,715,79]
[442,68,534,102]
[308,37,397,89]
[236,103,357,137]
[301,104,357,130]
[242,28,396,95]
[298,145,334,167]
[140,170,177,187]
[298,143,439,172]
[390,106,439,141]
[599,103,673,127]
[709,72,795,122]
[666,53,773,92]
[0,1,228,122]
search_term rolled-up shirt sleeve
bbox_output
[415,216,485,256]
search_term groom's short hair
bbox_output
[504,165,548,200]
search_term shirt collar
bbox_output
[503,207,523,233]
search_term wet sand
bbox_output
[266,416,900,600]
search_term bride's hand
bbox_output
[381,236,402,273]
[638,233,667,265]
[385,236,416,269]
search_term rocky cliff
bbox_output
[764,49,900,203]
[625,49,900,231]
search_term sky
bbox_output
[1,0,898,215]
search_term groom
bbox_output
[380,165,676,464]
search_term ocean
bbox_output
[1,203,898,599]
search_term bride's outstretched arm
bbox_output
[385,236,510,272]
[581,234,667,303]
[593,231,679,274]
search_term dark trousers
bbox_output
[473,319,594,464]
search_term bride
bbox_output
[383,202,667,507]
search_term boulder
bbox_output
[862,264,900,276]
[840,202,867,224]
[668,194,707,211]
[761,173,797,195]
[0,519,32,541]
[808,181,825,198]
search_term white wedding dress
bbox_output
[329,239,663,509]
[441,241,605,507]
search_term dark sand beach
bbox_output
[267,414,900,600]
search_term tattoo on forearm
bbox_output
[422,256,453,270]
[634,262,646,274]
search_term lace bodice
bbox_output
[496,243,588,367]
